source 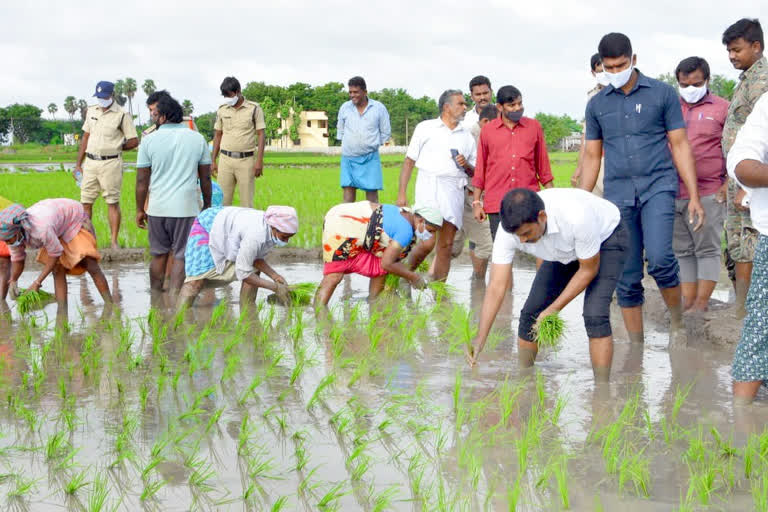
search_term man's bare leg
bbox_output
[365,190,379,203]
[149,254,169,292]
[432,222,458,282]
[315,273,344,307]
[107,203,121,250]
[84,257,111,303]
[343,187,357,203]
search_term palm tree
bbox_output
[63,96,77,120]
[125,77,137,122]
[142,79,156,98]
[47,103,58,120]
[77,100,88,122]
[182,100,194,116]
[113,79,127,107]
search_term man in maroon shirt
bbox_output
[472,85,554,239]
[673,56,729,312]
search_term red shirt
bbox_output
[678,92,729,200]
[472,117,553,213]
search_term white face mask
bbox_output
[605,64,634,89]
[223,95,239,107]
[271,229,288,247]
[679,84,707,104]
[595,71,611,87]
[97,98,113,108]
[415,227,432,242]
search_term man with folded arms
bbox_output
[75,80,138,250]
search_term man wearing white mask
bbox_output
[674,56,729,313]
[572,53,610,195]
[580,32,704,348]
[74,80,139,250]
[211,76,266,208]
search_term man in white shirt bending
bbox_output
[467,188,628,381]
[726,91,768,404]
[397,90,477,281]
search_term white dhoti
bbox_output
[414,172,466,230]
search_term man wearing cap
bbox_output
[74,81,139,250]
[211,77,266,208]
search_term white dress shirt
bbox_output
[406,118,477,181]
[210,207,275,280]
[492,188,621,264]
[462,108,480,131]
[727,92,768,236]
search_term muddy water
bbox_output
[1,261,767,511]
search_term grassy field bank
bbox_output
[0,153,577,249]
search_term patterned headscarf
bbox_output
[0,204,28,241]
[264,206,299,234]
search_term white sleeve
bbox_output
[405,123,425,161]
[491,228,518,264]
[727,93,768,192]
[235,237,262,281]
[466,134,477,167]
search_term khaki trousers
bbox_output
[218,153,255,207]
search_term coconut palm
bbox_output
[125,77,138,124]
[47,103,58,120]
[142,79,156,98]
[182,100,194,116]
[63,96,77,120]
[113,80,127,107]
[77,99,88,122]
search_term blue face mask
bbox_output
[271,229,289,247]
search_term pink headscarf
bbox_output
[264,206,299,234]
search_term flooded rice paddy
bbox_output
[1,261,767,511]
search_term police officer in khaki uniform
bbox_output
[74,81,138,249]
[211,76,266,208]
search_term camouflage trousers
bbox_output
[725,179,758,272]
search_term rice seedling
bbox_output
[307,374,337,410]
[87,473,111,512]
[752,471,768,512]
[371,484,400,511]
[533,312,565,347]
[188,457,217,493]
[15,288,55,314]
[287,282,318,306]
[271,496,290,511]
[7,474,38,498]
[64,469,90,495]
[141,478,167,501]
[45,430,69,460]
[317,481,350,510]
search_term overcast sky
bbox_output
[2,0,766,122]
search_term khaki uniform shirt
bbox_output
[214,100,266,152]
[82,102,137,156]
[722,56,768,155]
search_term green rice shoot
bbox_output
[534,313,565,347]
[16,289,55,314]
[267,282,318,306]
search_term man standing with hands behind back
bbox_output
[580,32,704,348]
[211,76,266,208]
[75,80,138,250]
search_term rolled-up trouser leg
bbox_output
[518,261,579,341]
[583,223,628,338]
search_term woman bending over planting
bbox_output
[0,199,112,307]
[314,201,442,306]
[178,205,298,307]
[467,188,627,382]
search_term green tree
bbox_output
[260,97,281,142]
[182,99,194,116]
[1,104,43,143]
[113,79,127,107]
[47,103,58,120]
[77,99,88,122]
[124,77,138,124]
[535,113,580,149]
[63,96,77,120]
[657,72,677,87]
[142,79,156,98]
[370,88,437,145]
[195,112,216,141]
[709,75,737,100]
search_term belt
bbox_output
[86,153,119,161]
[221,149,254,159]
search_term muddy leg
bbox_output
[149,254,169,292]
[368,275,386,301]
[315,273,343,307]
[240,275,260,307]
[0,257,9,301]
[178,280,204,309]
[517,338,538,368]
[589,336,613,381]
[733,380,762,405]
[52,265,68,307]
[85,257,112,303]
[432,222,458,282]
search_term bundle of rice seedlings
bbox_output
[533,312,565,347]
[267,282,317,306]
[16,289,55,314]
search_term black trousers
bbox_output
[517,223,628,341]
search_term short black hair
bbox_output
[469,75,491,92]
[220,76,241,96]
[146,89,171,106]
[590,53,601,72]
[675,57,711,81]
[598,32,633,60]
[348,76,367,90]
[722,18,764,50]
[500,189,544,234]
[479,104,498,121]
[496,85,522,106]
[155,95,184,124]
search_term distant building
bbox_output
[559,131,582,152]
[268,110,329,149]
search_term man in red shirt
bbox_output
[472,86,554,239]
[673,56,729,312]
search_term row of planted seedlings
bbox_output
[3,282,768,510]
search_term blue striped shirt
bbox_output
[337,98,391,157]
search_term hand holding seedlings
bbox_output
[410,274,427,290]
[534,310,565,347]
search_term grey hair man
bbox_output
[397,89,477,281]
